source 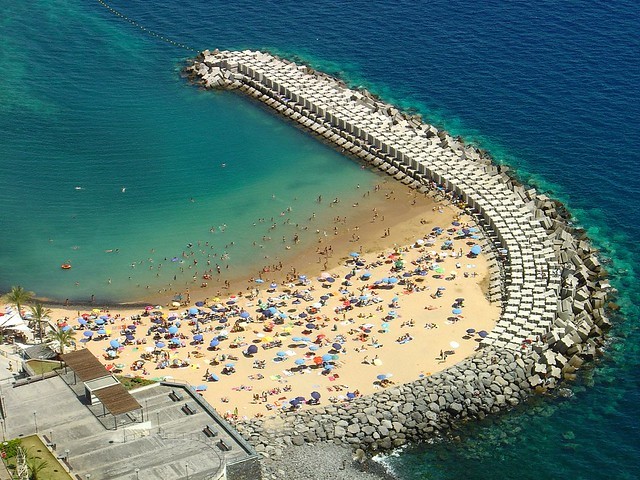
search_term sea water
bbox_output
[1,0,638,478]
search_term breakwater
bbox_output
[184,50,611,458]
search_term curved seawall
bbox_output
[184,50,611,454]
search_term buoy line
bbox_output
[95,0,200,53]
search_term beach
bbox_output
[36,185,500,420]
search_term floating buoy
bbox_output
[61,263,72,270]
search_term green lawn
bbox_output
[2,435,73,480]
[26,359,61,375]
[116,375,157,390]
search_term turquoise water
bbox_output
[2,0,639,478]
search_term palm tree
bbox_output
[27,454,49,480]
[28,302,52,343]
[47,326,76,356]
[2,285,34,319]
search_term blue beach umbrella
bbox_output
[168,326,179,335]
[309,345,319,351]
[332,343,342,351]
[193,334,203,341]
[349,252,360,258]
[326,277,335,283]
[109,339,120,349]
[452,308,463,315]
[189,307,199,315]
[470,245,482,255]
[209,338,220,348]
[83,331,93,337]
[195,301,204,307]
[246,344,258,354]
[170,338,181,345]
[255,278,264,284]
[295,359,306,365]
[276,351,287,357]
[125,334,135,341]
[377,374,387,380]
[321,354,333,362]
[78,318,87,325]
[210,374,219,382]
[62,325,71,332]
[155,341,165,348]
[310,391,321,400]
[240,311,250,319]
[269,282,278,289]
[95,318,105,325]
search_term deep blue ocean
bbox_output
[2,0,639,478]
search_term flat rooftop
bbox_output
[2,376,258,479]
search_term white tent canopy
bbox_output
[0,308,34,334]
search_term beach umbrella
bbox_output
[291,336,303,342]
[209,338,220,348]
[326,277,335,283]
[346,392,356,399]
[452,308,463,315]
[195,301,204,307]
[109,339,120,349]
[450,341,460,349]
[240,311,250,319]
[61,325,71,332]
[255,278,264,284]
[155,341,165,348]
[219,317,228,323]
[97,328,107,335]
[321,353,333,362]
[310,391,321,400]
[466,328,476,334]
[127,324,136,330]
[125,334,135,341]
[78,318,87,325]
[332,343,342,351]
[193,334,203,341]
[388,277,399,284]
[349,252,360,258]
[276,351,287,358]
[246,344,258,354]
[313,356,323,365]
[171,338,181,345]
[225,362,235,368]
[168,326,179,335]
[95,318,105,325]
[196,384,207,391]
[295,359,306,365]
[83,331,93,337]
[305,323,316,330]
[376,374,387,380]
[478,330,488,338]
[269,283,278,289]
[320,295,330,301]
[209,374,219,382]
[188,307,199,315]
[470,245,482,255]
[323,364,334,371]
[298,275,307,281]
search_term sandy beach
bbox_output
[27,185,500,421]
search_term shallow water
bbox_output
[2,0,639,478]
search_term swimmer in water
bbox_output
[122,187,126,193]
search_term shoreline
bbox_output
[29,176,449,308]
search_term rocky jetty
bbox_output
[183,49,611,463]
